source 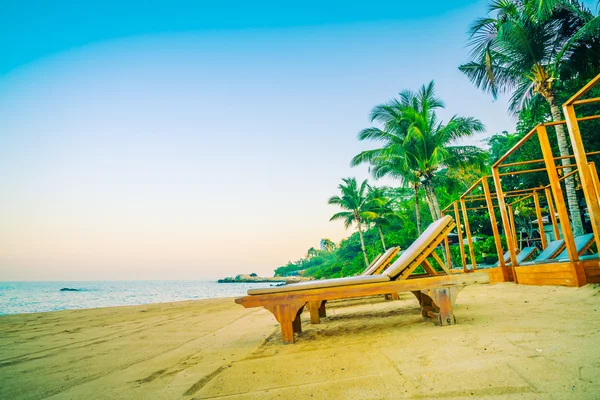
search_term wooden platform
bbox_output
[485,259,600,287]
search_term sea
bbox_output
[0,280,276,315]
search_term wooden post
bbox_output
[444,237,452,271]
[533,191,547,249]
[545,187,561,240]
[292,313,302,333]
[460,198,477,271]
[427,287,462,326]
[492,166,519,281]
[589,162,600,200]
[442,211,453,271]
[453,201,467,272]
[307,301,326,324]
[482,177,509,281]
[508,205,518,251]
[266,303,306,344]
[564,104,600,259]
[537,125,583,286]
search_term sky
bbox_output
[0,1,517,281]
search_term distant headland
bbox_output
[217,273,312,284]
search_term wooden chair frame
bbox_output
[236,219,490,344]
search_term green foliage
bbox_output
[274,1,600,280]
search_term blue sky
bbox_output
[0,1,517,280]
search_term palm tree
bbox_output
[366,155,423,234]
[328,178,377,267]
[320,238,336,252]
[459,0,600,236]
[352,81,487,222]
[366,187,399,251]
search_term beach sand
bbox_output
[1,283,600,399]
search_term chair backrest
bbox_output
[492,251,511,267]
[360,253,383,275]
[534,239,565,261]
[516,247,537,263]
[555,233,595,259]
[384,216,454,280]
[361,247,399,276]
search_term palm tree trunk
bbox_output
[423,185,436,221]
[356,219,370,267]
[547,95,585,236]
[423,180,451,266]
[377,226,387,251]
[423,182,442,221]
[430,187,443,221]
[414,184,422,235]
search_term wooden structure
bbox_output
[360,246,401,276]
[441,73,600,287]
[236,216,490,344]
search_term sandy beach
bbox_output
[1,283,600,399]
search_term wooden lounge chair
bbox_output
[506,247,538,266]
[235,216,490,344]
[360,246,400,276]
[554,233,596,261]
[358,253,383,275]
[477,247,537,269]
[519,239,565,266]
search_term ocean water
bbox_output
[0,280,276,315]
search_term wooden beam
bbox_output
[533,191,547,249]
[544,187,561,240]
[453,201,467,272]
[537,125,582,286]
[460,198,477,271]
[564,73,600,106]
[508,205,518,251]
[440,210,450,271]
[431,250,451,275]
[498,151,600,169]
[497,164,578,177]
[421,259,439,276]
[461,177,483,198]
[543,114,600,126]
[492,166,519,281]
[564,104,600,275]
[509,193,534,207]
[483,176,509,281]
[571,97,600,106]
[589,162,600,204]
[492,126,538,168]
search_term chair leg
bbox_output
[412,291,440,317]
[427,287,463,326]
[265,302,306,344]
[318,300,327,317]
[308,301,321,324]
[308,301,327,324]
[292,310,303,333]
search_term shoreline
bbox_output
[1,283,600,399]
[0,280,278,316]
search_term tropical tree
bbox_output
[352,81,487,222]
[459,0,600,235]
[366,155,423,234]
[365,187,399,250]
[328,178,377,267]
[320,238,336,252]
